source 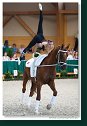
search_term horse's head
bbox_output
[56,44,69,70]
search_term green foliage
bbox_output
[7,48,13,58]
[4,70,23,80]
[34,53,39,57]
[60,70,67,77]
[17,71,22,79]
[4,71,13,79]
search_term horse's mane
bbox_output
[41,47,59,65]
[48,47,59,56]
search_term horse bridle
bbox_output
[56,50,67,67]
[36,49,67,68]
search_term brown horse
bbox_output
[21,45,68,114]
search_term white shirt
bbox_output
[67,54,73,60]
[19,48,24,54]
[3,56,10,61]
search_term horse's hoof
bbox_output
[21,99,25,105]
[20,93,26,104]
[47,104,52,110]
[27,103,31,108]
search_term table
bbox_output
[3,60,78,74]
[3,61,26,74]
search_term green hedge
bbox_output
[3,70,78,81]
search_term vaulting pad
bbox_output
[26,54,48,77]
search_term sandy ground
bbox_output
[3,79,80,119]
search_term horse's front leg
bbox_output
[47,80,57,110]
[35,81,42,114]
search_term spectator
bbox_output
[19,45,25,54]
[3,40,9,55]
[11,53,18,60]
[73,51,78,60]
[3,52,10,61]
[12,43,18,54]
[75,51,78,59]
[7,46,14,58]
[72,51,76,59]
[74,37,78,51]
[67,51,74,60]
[20,53,25,60]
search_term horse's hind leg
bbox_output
[47,81,57,110]
[22,73,28,93]
[21,68,29,104]
[34,82,42,114]
[29,79,36,97]
[27,78,36,108]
